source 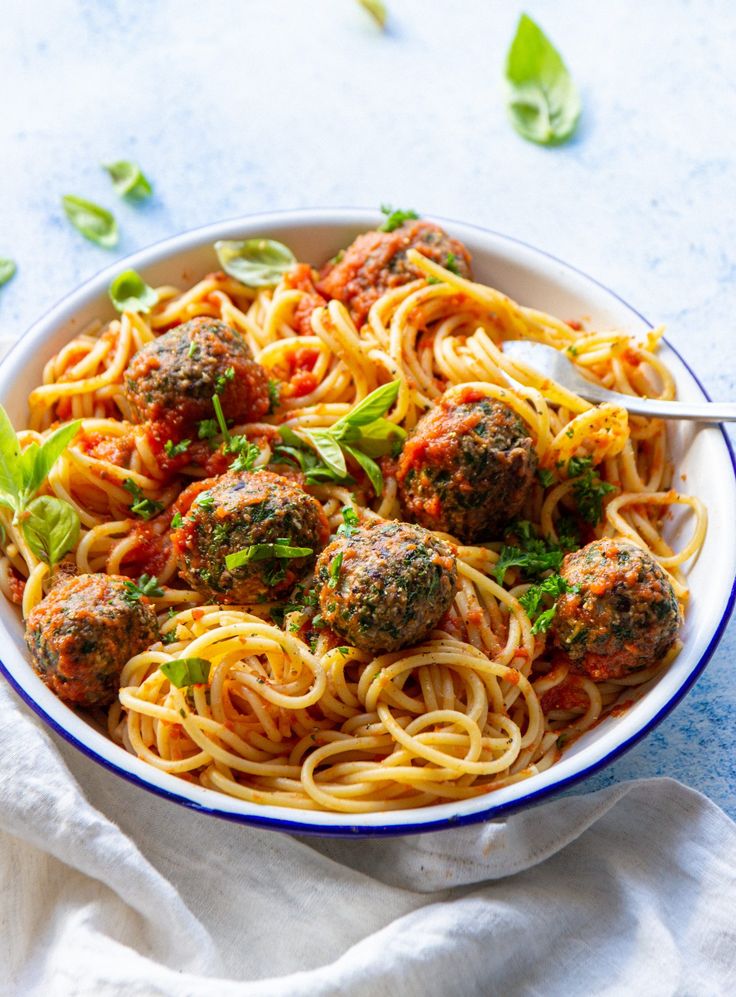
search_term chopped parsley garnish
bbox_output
[214,366,235,395]
[444,252,460,275]
[195,493,215,510]
[378,204,419,233]
[171,511,184,529]
[123,573,164,604]
[164,438,191,458]
[328,551,343,588]
[197,419,218,440]
[494,520,578,584]
[123,478,163,520]
[567,456,616,525]
[519,573,577,634]
[160,657,210,688]
[267,379,281,414]
[161,630,178,645]
[226,437,260,473]
[337,505,359,537]
[187,340,198,359]
[536,467,555,488]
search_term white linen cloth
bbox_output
[1,679,735,997]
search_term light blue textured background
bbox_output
[1,0,734,815]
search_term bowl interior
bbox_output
[0,209,734,834]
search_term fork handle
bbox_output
[583,388,736,423]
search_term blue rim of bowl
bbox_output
[0,209,734,837]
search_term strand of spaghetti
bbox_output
[606,491,706,569]
[29,319,132,407]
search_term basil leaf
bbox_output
[0,404,22,512]
[343,444,384,496]
[22,495,80,567]
[378,205,417,232]
[103,160,152,200]
[160,657,210,688]
[214,239,296,287]
[505,14,581,146]
[358,0,387,28]
[0,259,17,288]
[304,429,348,478]
[278,426,306,448]
[225,543,312,571]
[333,381,400,430]
[20,420,82,504]
[354,417,406,457]
[62,196,119,248]
[109,270,158,314]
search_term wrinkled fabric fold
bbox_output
[2,680,735,997]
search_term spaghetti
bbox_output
[0,224,707,814]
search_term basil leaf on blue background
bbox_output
[214,239,296,287]
[357,0,387,29]
[62,196,119,248]
[109,270,158,314]
[103,160,153,200]
[505,14,581,146]
[0,259,16,288]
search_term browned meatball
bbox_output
[316,219,472,326]
[24,573,159,707]
[172,470,330,604]
[315,521,457,654]
[552,539,681,681]
[396,387,538,542]
[124,317,269,438]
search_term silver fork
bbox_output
[502,340,736,423]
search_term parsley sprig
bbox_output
[494,520,574,584]
[123,573,164,604]
[209,393,261,472]
[567,456,616,525]
[378,205,418,232]
[164,438,191,458]
[337,505,360,537]
[123,478,164,520]
[519,574,577,635]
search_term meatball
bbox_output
[172,470,330,603]
[396,388,538,542]
[315,521,457,654]
[24,573,159,707]
[552,539,681,681]
[316,219,472,327]
[124,317,269,436]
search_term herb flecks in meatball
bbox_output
[316,220,472,327]
[552,538,681,681]
[315,521,457,654]
[24,573,159,707]
[124,317,269,436]
[397,388,538,542]
[172,470,330,604]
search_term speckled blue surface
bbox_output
[1,0,734,816]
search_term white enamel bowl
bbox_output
[1,209,734,836]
